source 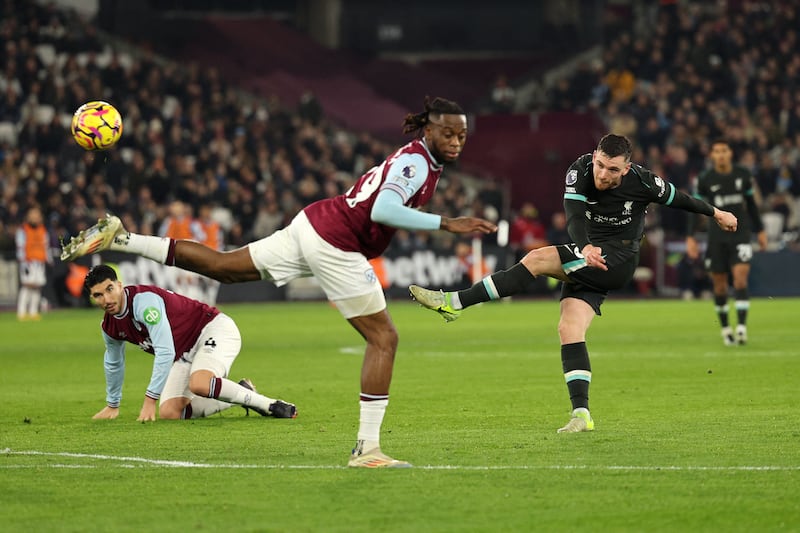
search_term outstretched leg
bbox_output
[60,214,261,283]
[410,246,568,321]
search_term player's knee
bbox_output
[188,371,213,396]
[557,317,584,342]
[159,404,183,420]
[368,324,398,355]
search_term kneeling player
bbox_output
[85,264,296,421]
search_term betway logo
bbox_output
[116,258,220,304]
[375,251,498,288]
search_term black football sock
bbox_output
[734,288,749,325]
[714,294,729,328]
[456,263,536,309]
[561,342,591,411]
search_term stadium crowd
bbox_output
[0,0,491,264]
[2,0,799,307]
[547,0,800,239]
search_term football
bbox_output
[71,101,123,151]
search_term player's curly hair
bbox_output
[402,96,465,136]
[84,264,118,292]
[597,134,633,161]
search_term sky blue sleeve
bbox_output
[132,292,176,400]
[102,330,126,408]
[371,153,442,230]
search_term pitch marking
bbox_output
[2,450,799,471]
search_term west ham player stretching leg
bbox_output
[62,98,497,467]
[411,135,738,433]
[85,264,296,422]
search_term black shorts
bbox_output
[557,242,639,315]
[705,239,754,273]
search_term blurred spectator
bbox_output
[509,202,548,261]
[159,200,194,240]
[490,74,516,113]
[546,212,570,245]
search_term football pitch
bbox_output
[1,297,798,532]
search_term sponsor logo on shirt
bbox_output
[654,176,666,197]
[143,307,161,325]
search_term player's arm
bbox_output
[370,154,496,234]
[654,178,737,232]
[93,332,125,420]
[562,160,606,269]
[563,196,606,271]
[132,292,177,421]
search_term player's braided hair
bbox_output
[84,264,118,292]
[402,96,465,136]
[597,134,633,161]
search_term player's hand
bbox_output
[685,236,699,260]
[757,230,768,251]
[713,208,738,232]
[92,406,120,420]
[581,244,608,271]
[137,397,158,422]
[440,216,498,234]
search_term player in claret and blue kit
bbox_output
[85,264,296,422]
[62,98,497,467]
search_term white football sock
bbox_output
[357,399,388,450]
[28,288,41,315]
[186,397,232,418]
[449,291,463,310]
[213,378,274,412]
[110,233,171,264]
[17,287,30,318]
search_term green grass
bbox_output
[1,297,799,532]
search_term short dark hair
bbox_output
[84,264,118,292]
[402,96,465,136]
[710,138,731,150]
[597,134,633,161]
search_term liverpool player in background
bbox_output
[686,139,767,346]
[62,97,497,468]
[85,264,296,422]
[411,134,738,434]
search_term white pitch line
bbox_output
[2,450,799,471]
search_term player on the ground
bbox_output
[61,97,497,467]
[685,139,766,346]
[16,206,51,321]
[85,264,296,422]
[410,134,738,433]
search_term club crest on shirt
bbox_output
[402,165,416,179]
[566,169,578,185]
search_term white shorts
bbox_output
[160,313,242,402]
[19,261,46,287]
[247,211,386,318]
